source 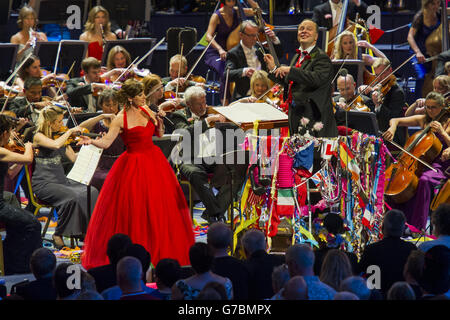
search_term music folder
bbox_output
[67,144,103,185]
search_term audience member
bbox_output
[333,291,360,300]
[117,256,159,300]
[53,263,81,300]
[319,249,353,291]
[339,276,371,300]
[102,244,156,300]
[403,250,425,299]
[281,276,308,300]
[387,282,416,300]
[172,242,233,300]
[76,290,104,300]
[208,222,250,300]
[241,229,284,300]
[358,209,417,295]
[197,282,228,300]
[14,248,57,300]
[150,258,182,300]
[418,245,450,299]
[88,233,132,293]
[314,213,358,275]
[419,204,450,252]
[270,264,291,300]
[285,244,336,300]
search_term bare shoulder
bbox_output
[10,33,21,43]
[79,32,89,41]
[106,32,117,40]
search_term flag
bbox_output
[198,32,209,47]
[321,139,337,160]
[339,142,360,181]
[362,208,374,229]
[293,140,314,172]
[276,188,295,217]
[369,25,385,44]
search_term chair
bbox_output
[0,223,5,276]
[24,164,55,241]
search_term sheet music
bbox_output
[67,145,103,185]
[213,103,288,125]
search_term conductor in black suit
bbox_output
[225,20,283,102]
[264,19,338,137]
[312,0,369,31]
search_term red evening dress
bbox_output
[87,41,103,61]
[82,106,195,269]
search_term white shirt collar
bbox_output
[240,40,255,53]
[299,44,315,55]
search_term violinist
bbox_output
[405,75,449,116]
[10,6,48,65]
[0,114,42,275]
[66,57,108,113]
[76,89,125,191]
[79,6,117,61]
[230,70,277,107]
[15,55,57,97]
[204,0,259,103]
[312,0,369,31]
[225,20,282,102]
[333,73,373,126]
[368,57,407,146]
[162,54,204,94]
[9,77,51,124]
[382,91,450,232]
[32,105,99,248]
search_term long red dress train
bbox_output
[82,107,195,269]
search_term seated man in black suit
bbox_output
[162,54,204,93]
[225,20,282,102]
[66,57,108,112]
[87,233,132,294]
[312,0,369,31]
[358,209,417,296]
[14,248,57,300]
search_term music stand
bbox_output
[100,38,156,68]
[346,111,380,136]
[34,41,88,76]
[96,0,151,24]
[317,27,328,52]
[66,113,99,128]
[0,44,18,78]
[0,0,12,25]
[332,59,365,88]
[34,0,89,24]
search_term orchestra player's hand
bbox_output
[416,51,426,64]
[32,100,53,109]
[168,78,186,88]
[264,27,278,42]
[243,67,256,78]
[91,83,108,92]
[206,114,226,126]
[264,54,275,71]
[115,29,125,39]
[159,99,181,113]
[382,126,396,141]
[70,107,83,114]
[371,90,381,106]
[77,135,92,146]
[430,121,445,136]
[219,49,227,61]
[41,73,56,83]
[442,147,450,161]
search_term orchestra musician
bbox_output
[230,70,276,106]
[15,55,57,97]
[264,19,338,137]
[407,0,441,99]
[367,57,408,146]
[32,105,99,249]
[10,6,48,65]
[162,54,204,93]
[225,20,282,102]
[9,77,51,124]
[333,72,374,126]
[204,0,259,103]
[76,89,125,191]
[101,45,133,83]
[79,6,117,61]
[0,114,42,275]
[383,91,450,231]
[405,74,449,116]
[312,0,369,31]
[65,57,108,113]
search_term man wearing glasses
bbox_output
[225,20,283,102]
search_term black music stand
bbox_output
[0,0,12,25]
[96,0,150,25]
[332,59,365,88]
[0,44,18,78]
[346,111,380,136]
[34,41,88,76]
[100,38,156,69]
[66,113,99,128]
[34,0,89,24]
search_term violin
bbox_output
[40,69,69,91]
[53,126,101,145]
[0,84,20,99]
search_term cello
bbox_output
[384,107,449,204]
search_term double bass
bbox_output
[384,108,449,203]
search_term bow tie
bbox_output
[296,49,309,56]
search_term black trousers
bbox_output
[0,194,42,275]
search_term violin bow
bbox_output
[134,37,166,68]
[175,43,184,98]
[223,68,230,105]
[184,33,217,81]
[111,56,140,86]
[54,61,76,98]
[53,40,63,75]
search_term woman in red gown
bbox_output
[79,79,195,269]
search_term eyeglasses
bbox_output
[242,32,258,38]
